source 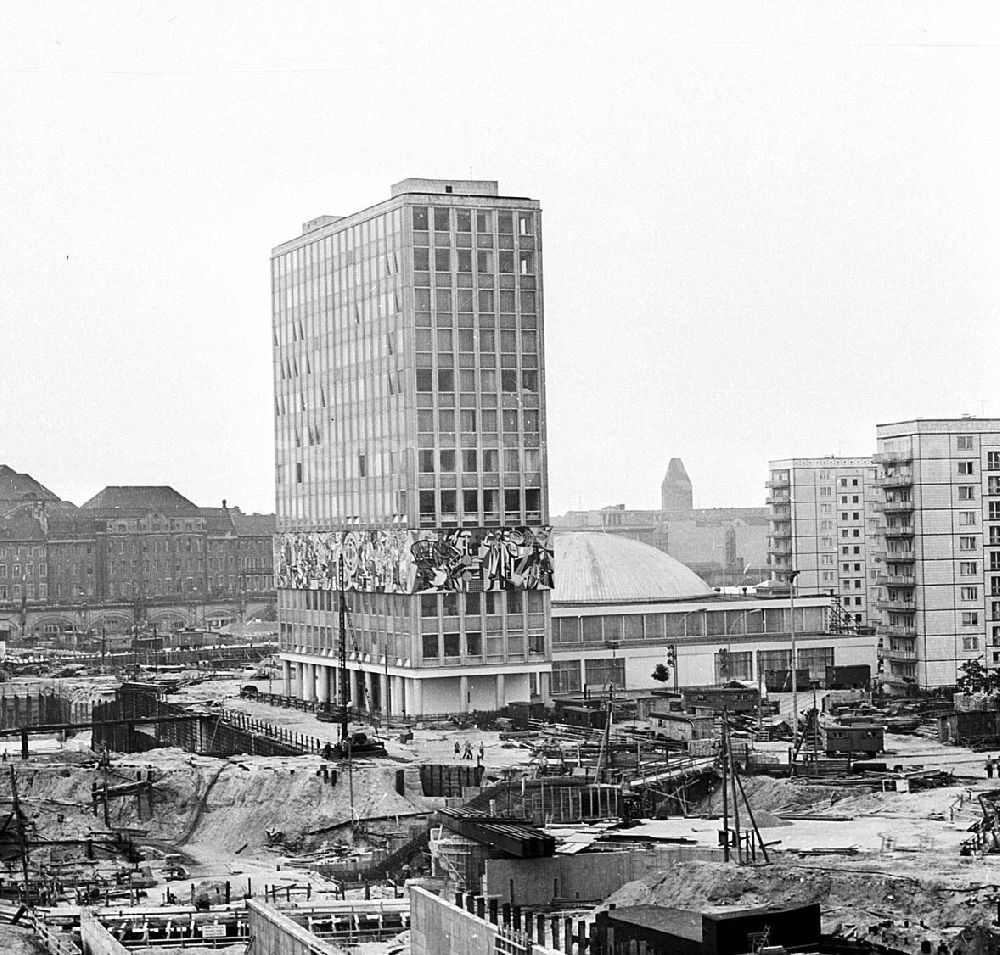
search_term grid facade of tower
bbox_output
[271,179,552,716]
[766,458,879,625]
[875,419,1000,689]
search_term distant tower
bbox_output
[661,458,693,513]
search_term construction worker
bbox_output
[987,756,996,779]
[454,740,461,757]
[462,740,473,760]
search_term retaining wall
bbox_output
[410,886,562,955]
[484,845,723,906]
[246,899,342,955]
[80,912,129,955]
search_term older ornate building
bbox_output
[0,465,275,640]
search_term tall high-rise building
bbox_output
[766,457,879,625]
[271,179,553,717]
[874,418,1000,688]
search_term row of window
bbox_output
[411,206,534,237]
[292,586,547,619]
[421,630,545,662]
[413,247,534,275]
[553,607,827,644]
[0,546,44,559]
[417,407,541,434]
[414,287,537,313]
[418,448,542,475]
[551,648,837,694]
[416,327,538,353]
[0,564,46,578]
[419,589,545,617]
[418,488,542,521]
[0,584,46,601]
[415,367,539,394]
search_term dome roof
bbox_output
[552,531,713,605]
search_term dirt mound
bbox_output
[177,759,420,856]
[6,750,424,867]
[692,775,856,816]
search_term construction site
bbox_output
[0,648,999,955]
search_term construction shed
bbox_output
[647,711,714,744]
[939,709,1000,747]
[592,902,821,955]
[681,686,758,715]
[825,723,884,756]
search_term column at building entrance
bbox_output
[302,663,315,703]
[408,677,423,717]
[316,664,329,704]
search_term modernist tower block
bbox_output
[271,179,552,716]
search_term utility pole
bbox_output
[787,569,801,753]
[338,557,349,744]
[720,718,730,863]
[9,766,30,895]
[756,650,764,736]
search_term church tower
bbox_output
[661,458,693,514]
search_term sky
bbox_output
[2,2,999,516]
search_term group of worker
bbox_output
[987,755,998,778]
[455,739,485,764]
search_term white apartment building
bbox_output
[766,458,879,627]
[875,418,1000,689]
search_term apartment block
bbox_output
[766,458,879,624]
[875,419,1000,688]
[271,179,552,717]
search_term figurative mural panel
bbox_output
[274,526,554,594]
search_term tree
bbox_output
[957,658,1000,695]
[651,663,671,684]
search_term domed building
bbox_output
[553,532,713,605]
[548,531,875,698]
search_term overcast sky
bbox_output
[2,2,998,517]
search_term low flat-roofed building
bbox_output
[551,531,877,696]
[593,901,821,955]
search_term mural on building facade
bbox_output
[275,527,554,594]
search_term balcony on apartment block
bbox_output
[875,471,913,489]
[770,542,793,557]
[878,500,914,514]
[765,476,790,489]
[877,598,916,612]
[880,623,917,638]
[882,524,915,538]
[876,573,916,587]
[874,451,914,465]
[885,646,918,662]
